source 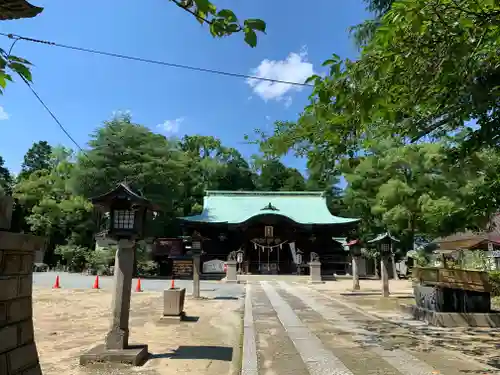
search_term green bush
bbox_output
[137,260,159,277]
[489,271,500,297]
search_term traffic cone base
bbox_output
[135,278,142,292]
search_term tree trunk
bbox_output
[381,256,390,297]
[375,257,380,279]
[391,254,399,280]
[352,255,360,291]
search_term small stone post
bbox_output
[225,260,238,283]
[192,254,201,298]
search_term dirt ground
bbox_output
[314,280,500,370]
[33,287,243,375]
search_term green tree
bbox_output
[0,155,13,195]
[71,113,188,236]
[18,140,52,180]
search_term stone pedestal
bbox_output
[225,260,238,283]
[413,284,491,313]
[309,261,324,284]
[160,288,186,323]
[80,239,148,366]
[0,231,45,375]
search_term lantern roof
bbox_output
[0,1,43,20]
[367,232,400,244]
[90,182,159,210]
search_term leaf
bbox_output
[195,10,206,24]
[217,9,237,22]
[8,55,32,66]
[9,62,32,82]
[244,28,257,47]
[193,0,211,13]
[0,74,6,89]
[244,18,266,33]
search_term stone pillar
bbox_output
[80,238,148,366]
[225,260,238,283]
[105,239,135,349]
[0,231,45,375]
[381,255,390,297]
[309,261,324,284]
[352,255,360,291]
[192,254,200,298]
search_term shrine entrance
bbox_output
[248,237,293,274]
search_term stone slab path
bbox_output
[243,281,496,375]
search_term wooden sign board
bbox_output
[172,259,193,279]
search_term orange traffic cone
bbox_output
[170,279,175,289]
[135,278,142,292]
[53,275,61,289]
[93,275,100,289]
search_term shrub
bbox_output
[489,270,500,297]
[137,260,159,277]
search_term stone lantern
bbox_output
[80,182,158,366]
[368,232,400,297]
[191,231,204,298]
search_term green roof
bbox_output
[180,191,360,225]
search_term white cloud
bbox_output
[246,46,315,105]
[157,117,185,134]
[265,115,271,121]
[0,106,9,120]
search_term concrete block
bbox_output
[20,255,34,275]
[21,363,42,375]
[18,275,33,298]
[18,320,34,346]
[79,344,149,366]
[0,353,6,375]
[7,343,39,373]
[0,277,19,301]
[8,298,32,323]
[163,288,186,316]
[0,302,6,326]
[2,254,22,275]
[0,232,46,252]
[0,325,18,353]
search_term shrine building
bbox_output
[179,191,360,276]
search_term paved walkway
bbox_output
[243,281,495,375]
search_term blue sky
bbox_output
[0,0,370,176]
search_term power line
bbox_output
[0,32,314,87]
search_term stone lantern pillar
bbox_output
[80,182,158,366]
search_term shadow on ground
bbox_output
[150,346,233,361]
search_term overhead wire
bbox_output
[1,31,313,185]
[0,32,314,87]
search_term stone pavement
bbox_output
[243,281,497,375]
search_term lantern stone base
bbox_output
[225,260,238,283]
[309,261,324,284]
[79,344,149,366]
